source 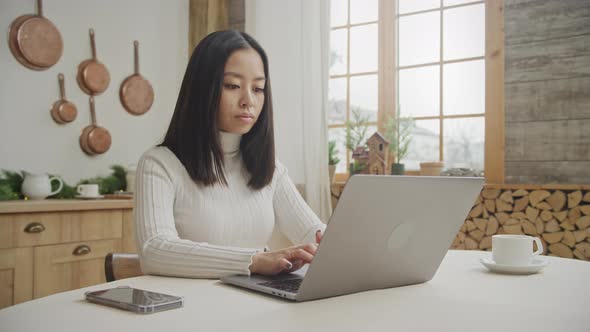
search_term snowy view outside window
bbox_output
[328,0,485,175]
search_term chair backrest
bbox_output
[104,253,143,282]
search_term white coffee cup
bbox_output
[492,234,543,266]
[77,184,100,197]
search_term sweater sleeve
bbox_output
[273,161,327,245]
[134,150,260,278]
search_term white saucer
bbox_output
[75,195,104,200]
[480,256,549,275]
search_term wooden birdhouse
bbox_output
[366,132,389,175]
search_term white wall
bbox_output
[0,0,188,184]
[245,0,305,184]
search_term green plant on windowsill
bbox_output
[349,159,366,175]
[328,140,340,184]
[383,110,414,175]
[345,106,372,152]
[345,107,372,176]
[328,140,341,166]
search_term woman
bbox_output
[135,30,326,278]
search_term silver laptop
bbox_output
[221,175,484,302]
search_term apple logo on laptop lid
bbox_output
[386,223,416,250]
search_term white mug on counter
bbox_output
[77,184,100,198]
[492,234,543,266]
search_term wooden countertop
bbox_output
[0,199,134,214]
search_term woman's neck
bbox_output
[219,131,242,156]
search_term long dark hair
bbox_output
[160,30,275,190]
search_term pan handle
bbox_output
[89,29,97,60]
[134,41,140,74]
[37,0,43,17]
[89,97,97,126]
[58,73,66,100]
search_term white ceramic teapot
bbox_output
[21,172,63,200]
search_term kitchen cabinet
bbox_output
[0,199,136,308]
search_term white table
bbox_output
[1,250,589,332]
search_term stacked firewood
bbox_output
[452,187,590,261]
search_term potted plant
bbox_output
[328,140,340,184]
[349,159,366,175]
[345,107,372,175]
[420,161,445,176]
[383,111,414,175]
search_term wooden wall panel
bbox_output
[188,0,244,55]
[505,76,590,122]
[505,119,590,161]
[505,0,590,46]
[504,0,590,184]
[228,0,245,32]
[189,0,230,55]
[505,161,590,184]
[485,0,506,184]
[505,34,590,83]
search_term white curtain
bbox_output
[245,0,333,223]
[299,0,333,222]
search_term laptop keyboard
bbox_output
[258,278,303,293]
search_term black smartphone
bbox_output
[85,286,183,314]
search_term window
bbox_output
[328,0,379,175]
[329,0,494,180]
[397,0,485,171]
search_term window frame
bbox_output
[329,0,504,183]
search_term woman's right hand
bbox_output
[249,243,318,276]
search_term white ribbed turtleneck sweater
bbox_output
[135,131,326,278]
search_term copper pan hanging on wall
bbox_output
[50,73,77,124]
[80,97,111,155]
[120,40,154,115]
[8,15,44,70]
[8,0,63,70]
[77,29,110,95]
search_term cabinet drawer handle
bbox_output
[73,245,91,256]
[24,222,45,233]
